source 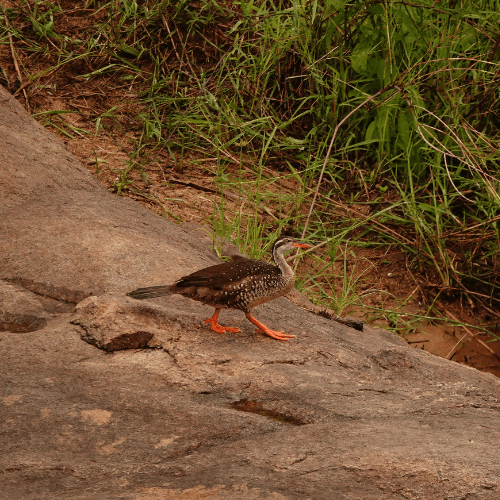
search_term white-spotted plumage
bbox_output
[127,236,311,341]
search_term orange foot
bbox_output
[254,328,295,341]
[204,309,240,334]
[245,312,295,341]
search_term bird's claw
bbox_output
[204,318,240,334]
[254,328,295,341]
[217,326,241,333]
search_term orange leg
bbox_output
[204,308,240,334]
[245,312,294,341]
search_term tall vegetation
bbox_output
[144,0,500,310]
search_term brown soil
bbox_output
[1,0,498,377]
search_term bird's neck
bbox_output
[272,248,294,279]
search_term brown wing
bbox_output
[174,257,278,290]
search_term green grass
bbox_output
[1,0,500,342]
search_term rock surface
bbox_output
[2,84,500,499]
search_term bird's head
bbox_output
[273,236,312,255]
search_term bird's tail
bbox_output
[126,285,174,300]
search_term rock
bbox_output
[0,86,221,301]
[2,84,500,499]
[72,293,183,351]
[286,288,364,331]
[0,280,48,332]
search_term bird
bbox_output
[127,236,311,341]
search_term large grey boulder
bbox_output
[1,84,500,499]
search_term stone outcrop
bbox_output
[2,84,500,499]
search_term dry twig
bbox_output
[5,15,29,106]
[444,309,500,361]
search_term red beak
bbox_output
[293,243,312,249]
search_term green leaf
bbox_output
[120,45,141,58]
[351,41,371,74]
[368,5,384,16]
[365,120,378,142]
[398,111,410,148]
[331,0,347,9]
